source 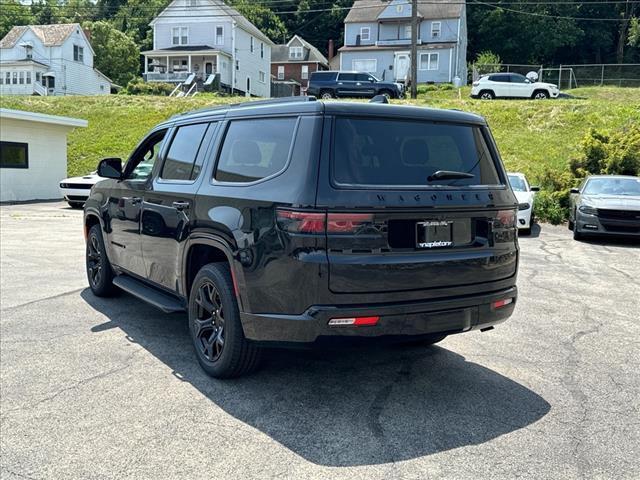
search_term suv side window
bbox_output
[489,74,509,83]
[214,118,298,183]
[355,74,371,82]
[160,123,210,181]
[510,74,527,83]
[125,130,167,181]
[338,73,357,81]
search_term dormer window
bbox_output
[431,22,441,38]
[360,27,370,41]
[289,46,303,60]
[24,45,33,59]
[396,4,403,13]
[172,26,188,46]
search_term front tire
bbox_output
[189,263,261,379]
[533,90,549,100]
[86,224,117,297]
[379,89,394,100]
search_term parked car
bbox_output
[307,71,404,100]
[60,163,154,208]
[508,172,540,235]
[569,175,640,240]
[59,172,103,208]
[471,73,560,100]
[83,97,519,378]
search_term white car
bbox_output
[59,171,104,208]
[508,172,540,235]
[471,73,560,100]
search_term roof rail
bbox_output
[228,96,317,109]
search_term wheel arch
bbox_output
[84,212,101,239]
[182,235,244,310]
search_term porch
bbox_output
[0,62,51,96]
[142,48,230,85]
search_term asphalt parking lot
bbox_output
[1,201,639,480]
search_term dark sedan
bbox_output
[569,175,640,240]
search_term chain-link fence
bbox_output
[472,63,640,89]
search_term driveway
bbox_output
[1,202,639,479]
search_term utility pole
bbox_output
[410,0,418,99]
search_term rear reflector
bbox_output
[492,298,513,309]
[328,316,380,327]
[276,210,325,234]
[496,210,517,227]
[327,213,373,233]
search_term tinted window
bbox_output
[333,118,500,187]
[355,74,371,82]
[510,74,527,83]
[310,71,336,81]
[0,141,28,169]
[489,74,509,83]
[338,73,357,81]
[215,118,297,183]
[126,130,167,180]
[161,123,209,181]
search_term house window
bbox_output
[403,24,412,39]
[431,22,441,38]
[360,27,370,41]
[289,46,303,60]
[215,26,224,45]
[277,65,284,80]
[352,59,377,73]
[5,72,10,84]
[235,60,239,70]
[25,46,33,59]
[18,72,24,84]
[12,72,18,84]
[0,141,29,169]
[73,45,84,62]
[35,72,41,82]
[250,37,254,53]
[301,65,309,80]
[172,27,188,46]
[26,72,31,84]
[259,71,266,83]
[396,4,403,12]
[260,42,264,59]
[419,52,439,70]
[172,59,188,71]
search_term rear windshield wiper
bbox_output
[427,170,475,182]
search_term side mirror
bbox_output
[98,157,123,179]
[570,188,580,194]
[530,186,540,192]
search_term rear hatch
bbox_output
[318,114,518,294]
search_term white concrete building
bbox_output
[0,109,87,202]
[0,23,112,96]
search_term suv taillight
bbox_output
[277,209,373,234]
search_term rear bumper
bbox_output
[241,286,517,344]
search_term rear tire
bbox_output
[479,90,495,100]
[189,263,261,379]
[86,224,117,297]
[319,90,334,100]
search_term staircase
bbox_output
[33,81,47,96]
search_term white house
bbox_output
[142,0,274,97]
[0,23,112,96]
[0,108,87,202]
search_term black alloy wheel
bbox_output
[86,224,116,297]
[193,281,226,362]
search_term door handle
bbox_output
[172,201,190,210]
[338,82,343,85]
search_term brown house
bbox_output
[271,35,329,91]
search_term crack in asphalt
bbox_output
[1,288,85,314]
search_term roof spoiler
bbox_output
[369,95,389,104]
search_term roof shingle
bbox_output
[0,23,79,49]
[345,0,464,23]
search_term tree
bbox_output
[0,0,34,39]
[84,21,140,86]
[229,0,288,43]
[629,18,640,47]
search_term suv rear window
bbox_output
[214,118,297,183]
[310,71,337,81]
[332,117,500,187]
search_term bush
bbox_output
[471,51,502,76]
[122,78,175,96]
[534,123,640,223]
[438,83,454,90]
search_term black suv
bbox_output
[307,71,404,99]
[84,97,519,378]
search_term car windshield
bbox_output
[508,175,527,192]
[369,74,381,82]
[583,177,640,196]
